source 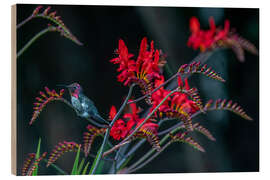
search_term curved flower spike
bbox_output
[47,141,81,167]
[204,99,253,121]
[30,6,82,45]
[178,62,225,82]
[225,34,258,62]
[30,87,65,125]
[193,123,216,141]
[131,122,161,151]
[170,132,205,152]
[83,125,106,157]
[22,152,47,176]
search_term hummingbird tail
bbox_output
[94,114,110,125]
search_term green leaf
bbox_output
[32,137,41,176]
[71,146,81,175]
[119,155,133,171]
[77,158,85,174]
[89,146,101,174]
[89,143,110,174]
[82,162,90,175]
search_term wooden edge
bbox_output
[11,4,17,175]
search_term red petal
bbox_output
[209,16,216,32]
[184,78,190,90]
[224,20,230,34]
[190,17,200,34]
[153,49,160,64]
[138,37,148,60]
[109,106,117,120]
[178,75,183,87]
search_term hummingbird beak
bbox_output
[56,84,69,88]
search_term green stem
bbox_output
[17,15,33,29]
[116,139,146,170]
[158,122,184,136]
[127,73,179,104]
[17,27,52,58]
[43,159,67,175]
[111,48,223,172]
[124,89,177,141]
[116,119,168,170]
[128,141,172,173]
[103,89,177,157]
[90,84,136,174]
[124,106,228,172]
[126,125,184,172]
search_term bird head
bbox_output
[66,83,82,99]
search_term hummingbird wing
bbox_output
[81,96,109,124]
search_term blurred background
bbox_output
[16,4,259,175]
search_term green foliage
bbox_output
[71,146,81,175]
[82,162,90,175]
[32,138,41,176]
[77,158,85,174]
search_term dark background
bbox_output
[16,4,259,175]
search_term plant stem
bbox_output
[16,15,33,29]
[17,27,52,58]
[102,141,131,157]
[116,139,146,169]
[42,158,67,175]
[158,122,184,136]
[115,119,169,170]
[128,141,172,173]
[115,119,167,170]
[124,89,177,141]
[111,49,223,172]
[90,84,136,174]
[103,89,177,157]
[127,73,179,104]
[126,125,184,172]
[124,106,222,172]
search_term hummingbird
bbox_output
[60,83,109,126]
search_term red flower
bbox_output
[151,76,199,123]
[109,102,159,140]
[180,100,199,114]
[187,16,231,52]
[109,106,128,140]
[138,120,159,135]
[151,76,171,114]
[123,101,142,131]
[110,119,128,140]
[110,37,165,104]
[172,77,199,114]
[110,39,136,85]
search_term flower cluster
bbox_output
[110,38,202,138]
[110,37,166,104]
[187,16,230,52]
[151,76,200,131]
[109,101,159,141]
[187,16,258,62]
[110,37,203,138]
